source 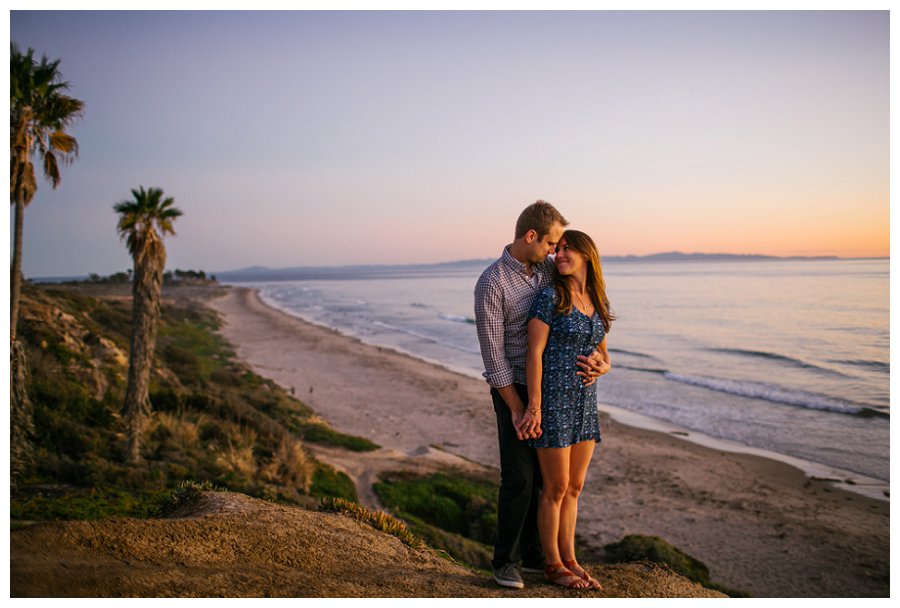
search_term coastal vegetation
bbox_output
[605,534,748,597]
[319,496,423,549]
[83,269,216,285]
[374,470,498,569]
[10,43,85,482]
[11,281,367,521]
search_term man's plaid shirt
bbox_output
[474,246,554,388]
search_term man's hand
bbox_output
[515,408,542,441]
[497,385,542,440]
[576,351,611,386]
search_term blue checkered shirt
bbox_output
[474,246,554,388]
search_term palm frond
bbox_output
[114,186,183,257]
[9,43,83,200]
[49,131,79,155]
[42,151,61,188]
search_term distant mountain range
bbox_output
[34,252,880,284]
[608,251,842,262]
[213,252,858,283]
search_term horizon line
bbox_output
[30,251,889,281]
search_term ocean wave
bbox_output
[609,347,655,359]
[663,372,888,419]
[613,364,669,375]
[439,313,476,325]
[371,321,481,355]
[707,347,850,378]
[829,359,890,374]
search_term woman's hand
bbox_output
[524,317,550,440]
[577,339,611,386]
[516,407,542,441]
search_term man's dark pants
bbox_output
[491,383,544,570]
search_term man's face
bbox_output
[528,222,564,264]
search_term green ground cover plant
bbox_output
[605,534,748,597]
[374,470,499,568]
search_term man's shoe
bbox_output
[493,563,525,589]
[521,563,545,574]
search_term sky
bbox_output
[8,8,891,277]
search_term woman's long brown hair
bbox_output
[552,229,615,333]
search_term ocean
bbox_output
[230,258,889,491]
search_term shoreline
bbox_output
[208,285,889,597]
[253,284,888,502]
[599,405,889,502]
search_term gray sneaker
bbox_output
[493,563,525,589]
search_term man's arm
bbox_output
[494,384,528,437]
[474,277,515,388]
[474,275,529,434]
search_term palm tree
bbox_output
[114,187,183,463]
[10,43,84,339]
[10,43,84,481]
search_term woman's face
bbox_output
[554,237,586,277]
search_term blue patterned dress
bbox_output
[528,286,605,449]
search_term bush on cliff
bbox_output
[604,534,748,597]
[374,470,499,569]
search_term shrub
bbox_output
[320,497,422,549]
[374,471,498,544]
[295,420,379,452]
[603,534,748,596]
[310,463,357,502]
[11,486,172,521]
[156,480,222,517]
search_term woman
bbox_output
[525,229,614,590]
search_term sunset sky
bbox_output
[9,8,890,277]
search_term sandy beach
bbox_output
[208,287,889,597]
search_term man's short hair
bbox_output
[514,200,569,239]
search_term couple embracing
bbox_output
[474,200,614,591]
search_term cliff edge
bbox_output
[12,491,725,598]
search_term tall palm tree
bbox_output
[10,43,84,339]
[10,43,84,481]
[115,187,183,463]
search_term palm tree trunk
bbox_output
[11,339,35,484]
[10,189,34,483]
[11,188,25,340]
[123,254,163,464]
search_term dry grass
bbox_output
[260,437,313,493]
[214,429,258,478]
[153,412,201,451]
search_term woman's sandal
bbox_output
[563,559,603,590]
[544,563,590,589]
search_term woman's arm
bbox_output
[596,336,610,370]
[524,317,551,439]
[577,336,611,385]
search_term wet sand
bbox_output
[208,286,889,597]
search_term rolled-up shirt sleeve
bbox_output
[474,274,515,388]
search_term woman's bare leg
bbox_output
[536,446,589,588]
[559,440,601,589]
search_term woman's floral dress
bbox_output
[528,286,605,449]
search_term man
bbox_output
[474,200,606,589]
